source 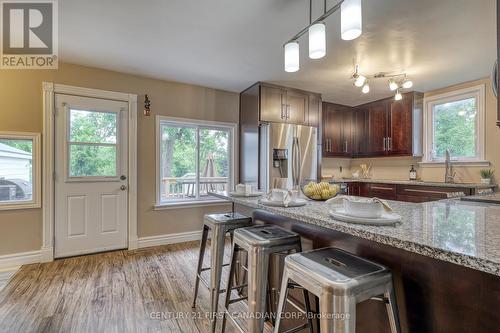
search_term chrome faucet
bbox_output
[444,149,456,183]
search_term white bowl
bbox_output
[343,199,384,218]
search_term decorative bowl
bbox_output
[301,181,340,201]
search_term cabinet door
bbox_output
[388,96,413,155]
[286,90,309,125]
[308,94,321,127]
[260,85,286,122]
[352,108,367,156]
[341,110,353,155]
[367,102,388,156]
[323,108,343,156]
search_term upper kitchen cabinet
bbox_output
[241,83,320,126]
[322,92,423,158]
[323,102,352,157]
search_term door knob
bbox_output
[120,185,127,191]
[120,175,127,180]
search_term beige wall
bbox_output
[324,78,499,183]
[0,62,238,255]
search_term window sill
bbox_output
[418,160,491,168]
[154,199,231,210]
[0,202,41,211]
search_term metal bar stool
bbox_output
[274,247,401,333]
[222,225,314,333]
[192,212,252,333]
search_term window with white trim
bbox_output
[423,84,485,163]
[156,117,235,206]
[0,132,41,210]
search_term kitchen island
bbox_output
[210,191,500,333]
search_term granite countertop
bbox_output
[327,178,495,189]
[210,191,500,276]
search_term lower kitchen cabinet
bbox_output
[345,182,477,203]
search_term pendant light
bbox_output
[395,89,403,101]
[284,41,300,72]
[341,0,362,41]
[308,22,326,59]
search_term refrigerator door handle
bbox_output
[291,137,297,187]
[296,137,302,187]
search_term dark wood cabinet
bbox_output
[322,103,352,157]
[322,92,423,158]
[308,94,321,127]
[258,83,315,126]
[352,108,368,156]
[497,0,500,127]
[367,102,389,156]
[260,85,286,123]
[345,182,477,203]
[388,96,414,155]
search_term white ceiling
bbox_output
[59,0,496,106]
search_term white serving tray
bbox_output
[329,207,401,226]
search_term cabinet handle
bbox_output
[403,188,464,196]
[383,137,387,151]
[371,186,394,191]
[388,137,392,151]
[280,105,284,119]
[286,104,290,120]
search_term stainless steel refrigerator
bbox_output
[258,123,319,192]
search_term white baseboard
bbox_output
[39,246,54,263]
[138,230,203,249]
[0,250,40,272]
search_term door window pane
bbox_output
[0,138,34,202]
[69,145,117,177]
[160,124,197,201]
[69,109,117,144]
[199,128,229,197]
[432,97,477,159]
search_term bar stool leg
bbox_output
[221,243,239,333]
[192,225,209,308]
[272,266,290,333]
[210,226,227,333]
[302,289,314,333]
[384,286,401,333]
[319,292,334,333]
[332,296,356,333]
[247,247,270,333]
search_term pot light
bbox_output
[389,80,399,91]
[395,89,402,101]
[308,22,326,59]
[402,79,413,89]
[362,82,370,94]
[341,0,362,40]
[284,41,300,72]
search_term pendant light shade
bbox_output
[308,22,326,59]
[354,75,366,87]
[284,41,300,72]
[341,0,362,41]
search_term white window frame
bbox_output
[0,131,41,210]
[422,84,487,165]
[155,116,236,208]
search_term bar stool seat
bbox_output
[222,225,313,333]
[274,247,401,333]
[192,212,252,333]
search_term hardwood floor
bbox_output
[0,241,271,333]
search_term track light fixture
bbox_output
[352,66,415,99]
[283,0,362,72]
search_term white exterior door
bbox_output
[54,94,128,258]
